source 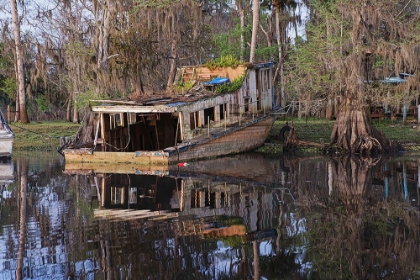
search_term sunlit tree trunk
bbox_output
[274,8,283,106]
[235,0,246,62]
[10,0,29,123]
[249,0,259,63]
[95,0,115,95]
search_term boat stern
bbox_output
[0,137,13,158]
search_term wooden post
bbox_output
[417,104,420,123]
[7,105,11,123]
[207,116,210,137]
[224,111,226,131]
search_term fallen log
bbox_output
[283,123,326,151]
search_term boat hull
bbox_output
[167,116,275,163]
[63,115,275,165]
[0,137,13,158]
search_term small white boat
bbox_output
[0,111,14,158]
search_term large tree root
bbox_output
[330,106,403,155]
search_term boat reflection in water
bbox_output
[64,153,288,278]
[0,159,14,198]
[65,152,286,232]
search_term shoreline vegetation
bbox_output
[10,117,420,152]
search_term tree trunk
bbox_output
[66,95,72,122]
[166,10,178,88]
[10,0,29,123]
[236,0,245,62]
[274,8,283,106]
[330,96,401,154]
[95,0,115,95]
[249,0,259,63]
[72,98,78,123]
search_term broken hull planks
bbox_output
[63,115,275,165]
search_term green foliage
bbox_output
[213,21,251,59]
[204,55,243,70]
[173,81,195,94]
[0,77,17,101]
[215,75,244,94]
[255,45,277,59]
[35,96,49,111]
[74,90,96,110]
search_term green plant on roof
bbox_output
[215,75,244,94]
[173,81,195,93]
[204,55,242,70]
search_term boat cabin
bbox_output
[68,61,275,156]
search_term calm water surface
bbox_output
[1,151,420,279]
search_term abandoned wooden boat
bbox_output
[0,110,14,158]
[62,61,278,165]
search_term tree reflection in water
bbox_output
[290,154,420,279]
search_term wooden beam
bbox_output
[92,105,177,114]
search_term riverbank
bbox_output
[10,117,420,151]
[264,117,420,151]
[11,121,81,151]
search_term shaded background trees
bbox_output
[1,0,418,132]
[0,0,304,122]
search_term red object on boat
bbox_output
[177,162,189,167]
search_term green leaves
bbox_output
[203,55,243,70]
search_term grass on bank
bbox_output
[265,116,420,150]
[11,121,81,151]
[10,117,420,151]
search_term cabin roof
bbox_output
[89,61,274,114]
[89,90,218,113]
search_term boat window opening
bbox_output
[244,98,250,112]
[101,112,178,152]
[262,69,270,91]
[257,70,262,111]
[204,107,214,125]
[116,114,122,127]
[205,191,215,208]
[219,104,226,120]
[190,112,198,130]
[129,188,137,204]
[111,186,124,205]
[221,192,229,206]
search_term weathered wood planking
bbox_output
[94,209,178,221]
[171,116,275,163]
[64,162,170,175]
[63,150,169,165]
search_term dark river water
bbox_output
[1,150,420,279]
